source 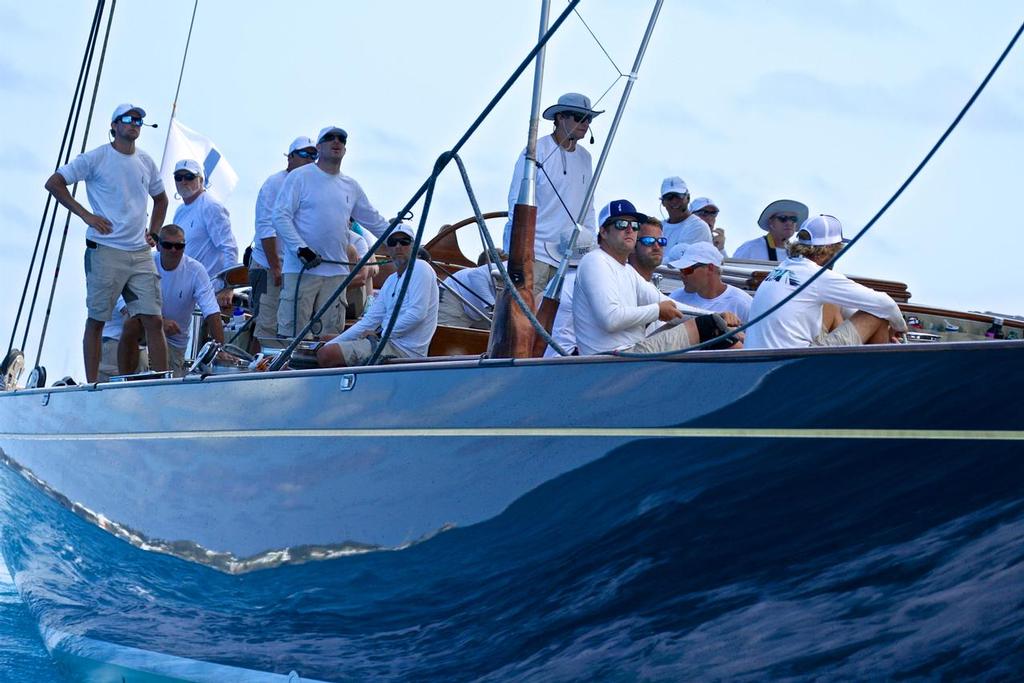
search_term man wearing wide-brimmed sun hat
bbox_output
[733,198,809,262]
[503,92,602,298]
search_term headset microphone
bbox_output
[144,122,159,128]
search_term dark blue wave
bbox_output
[2,434,1024,681]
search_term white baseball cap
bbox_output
[317,126,348,144]
[689,197,717,213]
[668,241,723,270]
[173,159,202,177]
[111,103,146,122]
[796,214,848,246]
[287,136,316,154]
[390,223,415,238]
[660,177,689,198]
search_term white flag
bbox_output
[160,118,239,204]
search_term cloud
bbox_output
[0,144,48,173]
[0,60,32,93]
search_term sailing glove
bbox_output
[297,247,322,269]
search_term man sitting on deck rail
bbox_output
[572,200,736,357]
[44,102,169,383]
[669,242,753,323]
[503,92,600,298]
[744,215,907,349]
[317,224,438,367]
[689,197,727,255]
[733,199,808,262]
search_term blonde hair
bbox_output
[788,239,843,263]
[642,217,662,229]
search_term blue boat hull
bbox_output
[0,342,1021,680]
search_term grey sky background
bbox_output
[1,1,1021,379]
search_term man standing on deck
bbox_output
[317,224,438,367]
[172,158,239,307]
[44,102,169,382]
[503,93,600,298]
[669,242,753,322]
[274,125,392,339]
[658,177,713,263]
[249,136,318,343]
[733,199,808,261]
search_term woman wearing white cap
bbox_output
[733,199,808,262]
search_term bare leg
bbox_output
[139,314,169,371]
[822,303,843,333]
[848,310,890,344]
[118,317,143,374]
[83,318,105,383]
[317,343,348,368]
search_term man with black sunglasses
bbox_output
[573,200,733,356]
[249,136,318,345]
[317,224,438,368]
[44,102,169,382]
[503,92,601,298]
[733,199,809,261]
[274,125,392,339]
[669,242,752,323]
[658,176,714,264]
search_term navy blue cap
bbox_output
[599,199,648,227]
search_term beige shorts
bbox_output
[277,273,348,339]
[333,336,408,367]
[626,320,694,354]
[813,319,863,347]
[437,290,489,330]
[167,343,187,377]
[249,265,281,341]
[532,261,557,299]
[84,243,162,321]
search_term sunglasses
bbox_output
[320,133,347,143]
[681,263,708,275]
[386,236,412,247]
[697,208,719,216]
[637,236,668,247]
[661,192,687,201]
[293,149,317,159]
[773,215,799,223]
[173,172,198,182]
[159,240,186,250]
[565,112,592,123]
[116,115,144,126]
[608,219,640,232]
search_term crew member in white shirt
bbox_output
[120,224,224,376]
[689,197,727,255]
[745,215,907,349]
[249,136,318,344]
[171,159,238,308]
[733,199,808,262]
[44,102,169,382]
[542,233,596,357]
[503,92,600,298]
[573,200,734,356]
[437,251,506,330]
[317,224,438,367]
[274,125,392,339]
[658,177,713,263]
[669,242,753,322]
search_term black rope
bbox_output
[613,17,1024,359]
[35,0,118,369]
[8,0,105,357]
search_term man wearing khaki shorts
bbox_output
[45,102,169,382]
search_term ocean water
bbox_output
[2,436,1024,681]
[0,552,66,680]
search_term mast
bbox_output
[487,0,551,359]
[531,0,665,356]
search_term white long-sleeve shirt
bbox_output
[250,169,288,269]
[573,249,665,355]
[173,192,238,280]
[337,258,438,357]
[442,262,500,320]
[503,135,597,266]
[273,164,391,277]
[745,255,907,349]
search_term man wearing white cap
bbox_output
[503,92,600,297]
[573,200,735,356]
[669,242,753,322]
[317,224,438,367]
[44,102,169,382]
[658,177,713,264]
[248,136,318,343]
[689,197,727,255]
[745,214,907,349]
[733,199,808,261]
[172,158,238,307]
[274,125,392,338]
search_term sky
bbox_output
[1,1,1022,379]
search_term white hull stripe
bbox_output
[1,428,1023,441]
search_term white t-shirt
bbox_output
[155,253,221,349]
[661,214,712,264]
[443,263,499,321]
[745,256,907,349]
[173,192,238,281]
[670,285,753,322]
[274,164,391,277]
[503,135,597,266]
[337,258,438,357]
[250,170,288,269]
[573,249,666,355]
[544,269,578,357]
[733,235,788,262]
[56,144,164,250]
